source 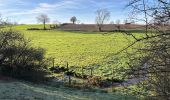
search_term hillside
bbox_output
[12,25,143,78]
[0,80,137,100]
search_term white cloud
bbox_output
[6,0,83,16]
[0,0,29,6]
[39,3,55,8]
[0,0,129,24]
[31,0,82,14]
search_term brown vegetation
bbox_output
[57,23,169,32]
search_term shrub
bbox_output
[27,28,40,30]
[27,28,51,30]
[0,30,50,82]
[87,76,102,87]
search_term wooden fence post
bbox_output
[52,58,55,68]
[10,55,13,68]
[112,66,115,91]
[66,62,69,69]
[90,67,93,76]
[68,75,71,85]
[82,67,84,76]
[66,62,71,85]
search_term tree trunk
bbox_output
[99,26,102,32]
[43,20,46,30]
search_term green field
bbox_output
[12,25,142,76]
[0,25,143,100]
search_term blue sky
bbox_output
[0,0,129,24]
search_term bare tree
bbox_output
[50,20,61,28]
[36,14,50,30]
[124,19,128,24]
[111,0,170,99]
[77,20,81,24]
[70,16,77,24]
[0,15,13,28]
[116,19,120,25]
[0,14,2,28]
[110,21,114,24]
[116,19,121,31]
[0,14,2,24]
[95,8,110,32]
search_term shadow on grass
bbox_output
[0,80,138,100]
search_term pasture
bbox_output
[13,25,143,77]
[0,25,143,100]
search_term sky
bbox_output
[0,0,129,24]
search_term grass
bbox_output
[11,24,143,77]
[0,25,143,99]
[0,80,137,100]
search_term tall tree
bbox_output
[70,16,77,24]
[0,14,2,24]
[113,0,170,99]
[95,9,110,32]
[36,14,50,30]
[124,19,128,24]
[0,14,2,28]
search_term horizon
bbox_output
[0,0,130,24]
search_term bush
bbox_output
[0,30,50,82]
[27,28,40,30]
[87,76,102,87]
[27,28,51,30]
